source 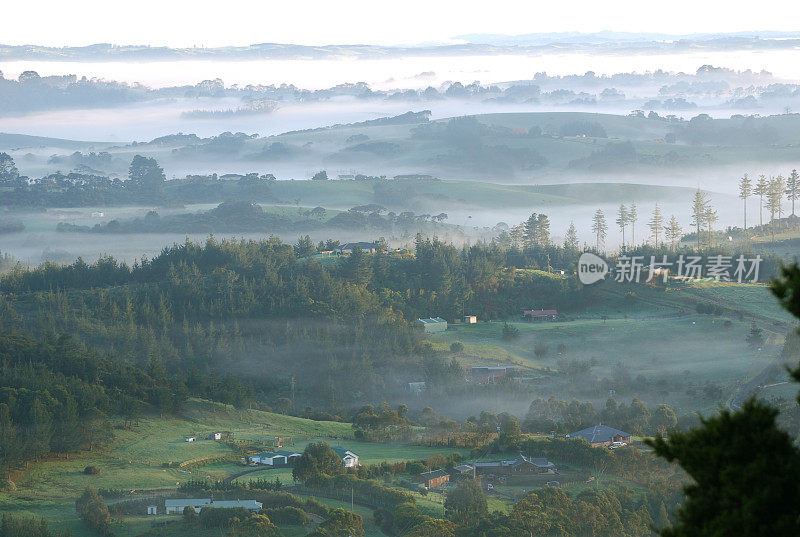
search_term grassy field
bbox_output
[0,398,472,537]
[432,281,789,415]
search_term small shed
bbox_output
[209,432,222,440]
[523,309,558,322]
[417,317,448,333]
[185,437,195,442]
[146,505,158,516]
[464,315,477,324]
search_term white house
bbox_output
[332,447,359,468]
[165,499,262,515]
[209,432,222,440]
[185,437,195,442]
[248,450,302,466]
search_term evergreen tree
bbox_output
[739,173,752,240]
[754,175,768,227]
[786,169,800,216]
[664,215,682,249]
[591,210,608,252]
[628,202,638,246]
[564,221,580,252]
[649,204,664,248]
[615,204,629,250]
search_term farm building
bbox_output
[523,309,558,321]
[165,499,262,515]
[335,242,378,255]
[248,450,302,466]
[337,174,356,180]
[451,464,476,478]
[413,469,450,489]
[209,432,222,440]
[185,437,195,442]
[566,425,632,447]
[331,447,360,467]
[474,455,556,476]
[417,317,448,333]
[146,505,157,515]
[470,366,514,384]
[464,315,477,324]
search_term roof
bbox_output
[471,366,514,372]
[208,500,262,510]
[475,455,553,468]
[567,424,632,443]
[166,499,211,507]
[524,309,558,316]
[336,242,377,250]
[415,469,449,481]
[417,317,447,324]
[331,447,357,459]
[452,464,475,473]
[274,450,302,457]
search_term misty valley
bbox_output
[4,25,800,537]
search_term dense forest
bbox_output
[0,234,586,477]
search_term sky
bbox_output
[4,0,800,48]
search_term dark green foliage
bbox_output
[75,487,112,535]
[444,479,487,525]
[198,507,252,529]
[0,515,68,537]
[309,508,363,537]
[646,400,800,536]
[292,442,344,482]
[260,506,309,525]
[501,322,519,340]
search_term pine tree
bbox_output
[739,173,751,241]
[786,169,800,216]
[649,204,664,248]
[536,214,551,246]
[564,221,579,252]
[691,189,709,250]
[523,213,539,247]
[615,204,629,250]
[628,202,638,246]
[664,215,682,249]
[754,174,768,227]
[591,209,608,252]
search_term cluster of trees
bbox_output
[75,487,112,535]
[0,516,68,537]
[352,403,413,442]
[524,396,678,436]
[0,330,182,478]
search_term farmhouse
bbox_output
[331,446,360,467]
[337,174,356,180]
[248,450,302,466]
[335,242,378,255]
[470,366,514,384]
[413,469,450,489]
[464,315,477,324]
[185,436,195,442]
[474,455,556,476]
[450,464,476,478]
[417,317,448,333]
[566,425,633,447]
[393,174,435,180]
[165,499,262,515]
[523,309,558,321]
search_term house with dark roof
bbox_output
[412,469,450,489]
[331,447,359,467]
[334,242,378,255]
[566,425,632,447]
[474,455,556,476]
[470,366,514,384]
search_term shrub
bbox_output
[84,466,100,475]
